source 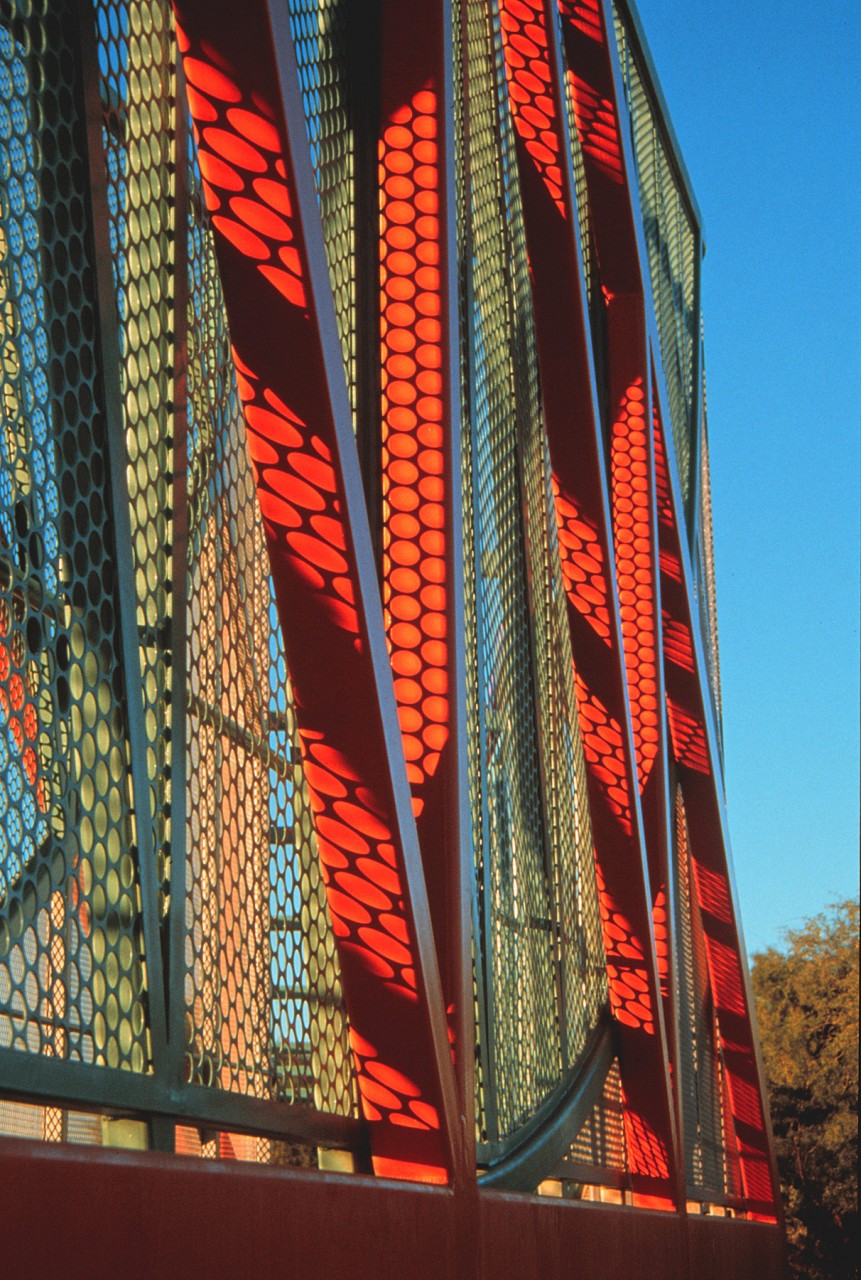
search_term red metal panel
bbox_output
[172,0,462,1185]
[652,404,778,1217]
[557,0,777,1220]
[0,1138,787,1280]
[558,0,641,293]
[495,0,677,1203]
[556,2,668,903]
[377,0,475,1137]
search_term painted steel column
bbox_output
[172,0,462,1185]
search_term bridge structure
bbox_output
[0,1,785,1275]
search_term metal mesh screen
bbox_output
[0,1099,103,1144]
[555,7,599,318]
[0,0,150,1074]
[94,0,175,939]
[1,0,356,1149]
[452,6,489,1143]
[0,0,744,1200]
[462,0,607,1154]
[1,1098,60,1141]
[181,69,356,1117]
[562,1057,629,1176]
[287,0,356,418]
[675,783,726,1198]
[697,375,722,727]
[613,3,698,520]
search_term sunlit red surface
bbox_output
[574,672,632,832]
[175,14,449,1182]
[498,0,567,215]
[666,695,709,775]
[552,476,612,641]
[232,352,444,1167]
[652,403,674,530]
[701,936,747,1020]
[610,379,657,792]
[566,71,623,184]
[661,613,694,674]
[595,864,654,1035]
[558,0,603,43]
[379,85,448,818]
[180,50,307,312]
[557,0,624,185]
[653,441,769,1207]
[169,0,778,1213]
[651,885,670,998]
[622,1103,670,1181]
[690,858,733,925]
[552,478,635,830]
[678,785,773,1211]
[658,548,681,583]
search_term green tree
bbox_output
[751,899,859,1280]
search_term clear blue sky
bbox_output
[634,0,860,955]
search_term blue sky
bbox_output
[633,0,860,954]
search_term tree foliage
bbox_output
[751,899,859,1280]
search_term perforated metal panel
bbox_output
[0,0,770,1216]
[613,2,699,519]
[287,0,356,417]
[697,378,722,726]
[1,0,356,1154]
[561,1056,629,1177]
[675,784,727,1198]
[0,1,151,1075]
[461,0,607,1155]
[183,118,355,1115]
[94,0,175,939]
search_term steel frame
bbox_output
[0,0,783,1257]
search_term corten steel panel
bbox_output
[0,1138,788,1280]
[171,0,463,1184]
[495,0,678,1202]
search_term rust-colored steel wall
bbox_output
[0,1139,786,1280]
